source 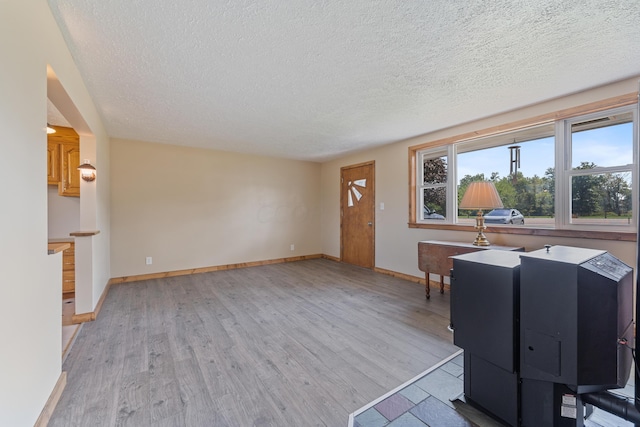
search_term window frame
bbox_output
[408,93,639,241]
[417,148,452,221]
[558,106,638,231]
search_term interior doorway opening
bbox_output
[47,65,95,361]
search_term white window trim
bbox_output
[417,148,451,222]
[557,105,638,231]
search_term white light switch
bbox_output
[380,202,385,210]
[146,256,152,265]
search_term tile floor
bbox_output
[349,350,636,427]
[350,350,503,427]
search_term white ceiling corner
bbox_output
[47,0,640,161]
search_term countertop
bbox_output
[48,242,70,254]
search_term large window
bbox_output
[566,110,634,226]
[413,103,638,234]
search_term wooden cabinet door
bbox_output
[47,141,61,185]
[60,142,80,197]
[62,243,75,295]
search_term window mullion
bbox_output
[632,102,639,231]
[555,120,568,229]
[448,144,456,223]
[417,153,424,220]
[567,165,633,177]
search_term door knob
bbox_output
[368,222,372,226]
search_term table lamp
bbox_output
[459,181,504,246]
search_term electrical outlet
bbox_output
[146,256,152,265]
[290,244,295,251]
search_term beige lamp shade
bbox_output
[459,181,504,210]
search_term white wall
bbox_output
[48,186,80,238]
[321,77,640,277]
[110,139,321,278]
[0,1,110,425]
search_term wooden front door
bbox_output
[341,161,375,268]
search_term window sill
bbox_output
[408,222,637,242]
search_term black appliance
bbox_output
[519,246,633,393]
[450,245,633,426]
[451,250,522,426]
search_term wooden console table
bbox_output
[418,240,524,299]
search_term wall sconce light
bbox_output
[77,159,96,182]
[459,181,503,246]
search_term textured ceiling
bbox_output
[47,0,640,161]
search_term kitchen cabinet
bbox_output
[47,125,80,197]
[47,141,61,184]
[62,241,75,296]
[60,142,80,197]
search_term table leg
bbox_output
[425,272,430,299]
[440,275,445,294]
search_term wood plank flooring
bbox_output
[49,259,457,426]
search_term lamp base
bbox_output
[472,232,491,246]
[472,211,491,246]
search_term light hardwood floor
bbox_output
[49,259,457,426]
